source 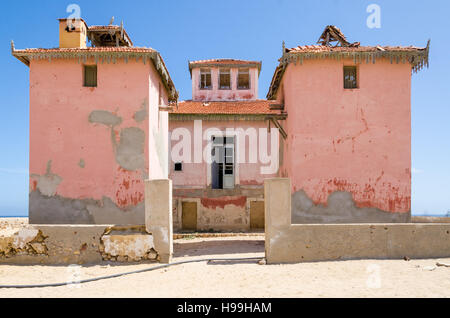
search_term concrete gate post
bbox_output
[145,179,173,263]
[264,178,291,263]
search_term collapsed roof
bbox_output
[11,18,178,102]
[87,23,133,47]
[267,26,430,99]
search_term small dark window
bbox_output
[200,68,212,90]
[219,69,231,90]
[84,65,97,87]
[343,66,357,89]
[174,162,183,171]
[237,68,250,89]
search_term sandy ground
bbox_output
[1,218,450,297]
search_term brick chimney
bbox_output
[58,18,88,48]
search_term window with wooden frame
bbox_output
[219,68,231,90]
[84,65,97,87]
[199,68,212,90]
[343,66,357,89]
[237,68,250,89]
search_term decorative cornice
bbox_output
[169,113,287,121]
[11,46,178,102]
[267,40,430,100]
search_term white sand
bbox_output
[0,218,449,297]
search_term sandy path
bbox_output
[0,235,449,298]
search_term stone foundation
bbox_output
[0,224,160,265]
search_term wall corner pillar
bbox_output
[145,179,173,263]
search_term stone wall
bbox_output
[0,224,160,265]
[265,178,450,263]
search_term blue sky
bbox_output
[0,0,449,216]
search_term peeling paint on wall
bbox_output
[29,189,145,225]
[86,196,145,225]
[291,190,410,224]
[200,196,247,210]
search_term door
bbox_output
[182,201,197,231]
[250,201,265,229]
[211,136,235,189]
[223,137,235,189]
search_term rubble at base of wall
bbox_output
[100,225,159,262]
[0,228,48,258]
[0,224,159,265]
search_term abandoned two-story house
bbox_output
[12,18,177,224]
[12,21,429,230]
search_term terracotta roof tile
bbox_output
[188,59,262,75]
[88,25,122,30]
[13,46,156,53]
[189,58,261,65]
[171,100,280,115]
[286,44,426,53]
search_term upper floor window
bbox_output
[200,68,212,90]
[343,66,357,89]
[237,68,250,89]
[84,65,97,87]
[219,68,231,90]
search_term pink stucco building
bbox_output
[12,18,177,224]
[267,26,429,223]
[169,59,284,231]
[12,22,429,230]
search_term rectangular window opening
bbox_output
[343,66,357,89]
[84,65,97,87]
[237,68,250,89]
[200,68,212,90]
[219,68,231,90]
[174,162,183,171]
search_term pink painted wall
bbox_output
[277,58,411,213]
[169,120,278,187]
[191,67,259,101]
[29,57,168,223]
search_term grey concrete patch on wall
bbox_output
[86,197,145,225]
[31,160,62,197]
[29,190,145,225]
[291,190,410,224]
[88,110,122,127]
[134,108,148,123]
[116,127,145,171]
[78,159,85,168]
[134,99,149,123]
[29,190,96,224]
